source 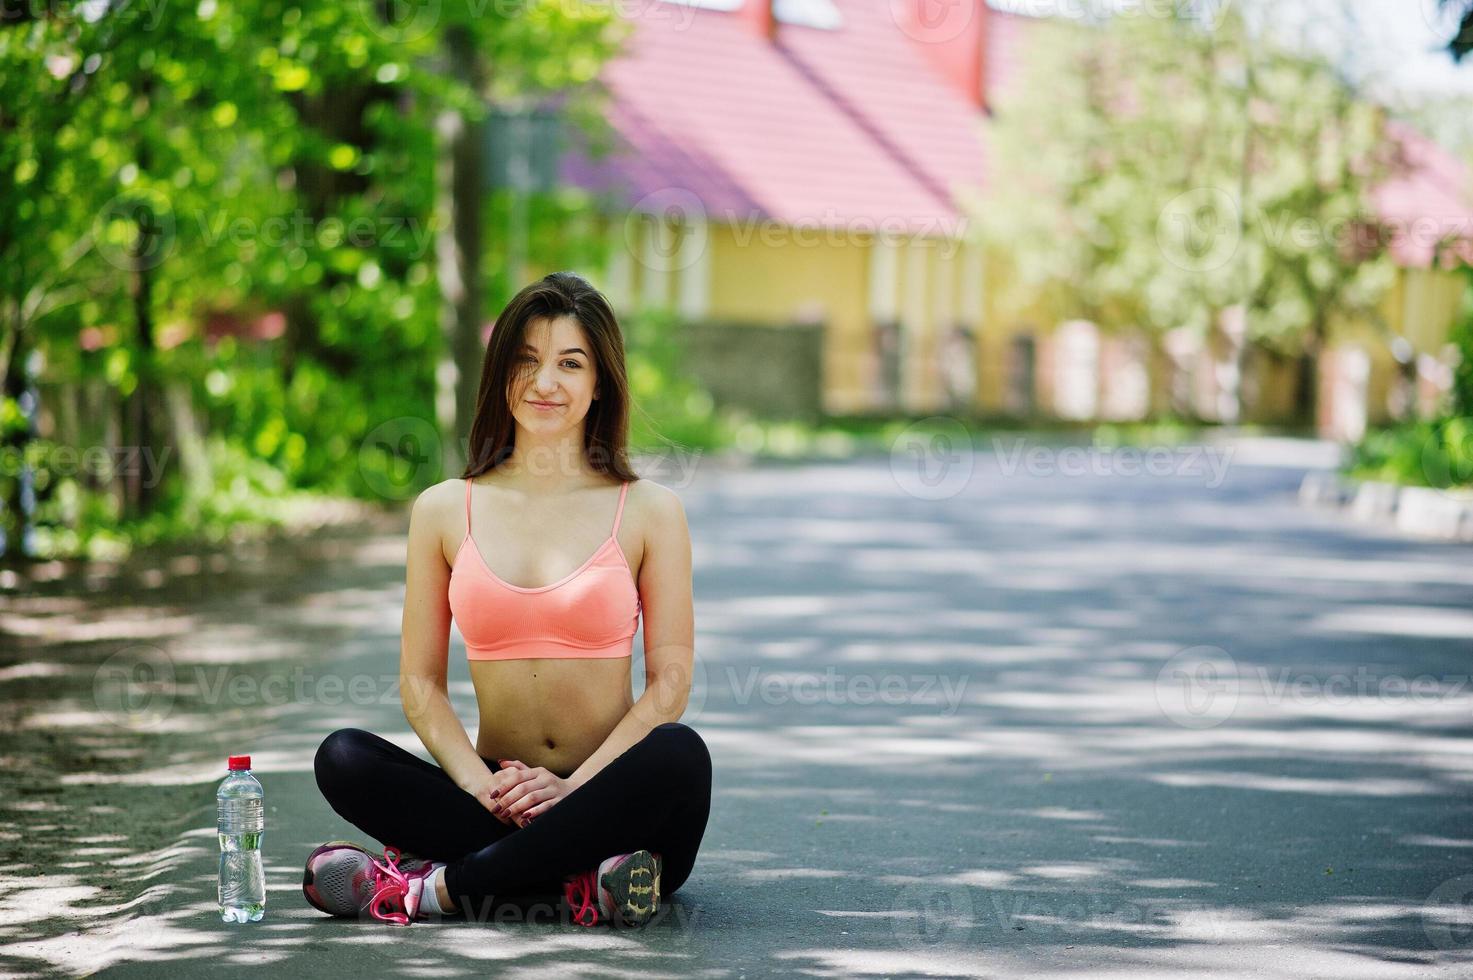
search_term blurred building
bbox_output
[544,0,1472,434]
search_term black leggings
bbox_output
[313,722,712,917]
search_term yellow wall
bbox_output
[597,204,1468,424]
[704,223,871,413]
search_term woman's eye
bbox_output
[521,356,580,369]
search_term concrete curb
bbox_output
[1299,473,1473,542]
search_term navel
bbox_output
[544,737,556,749]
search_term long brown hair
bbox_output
[459,272,639,484]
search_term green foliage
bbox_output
[27,434,332,561]
[1451,265,1473,417]
[1,1,624,559]
[1352,266,1473,490]
[186,332,438,497]
[621,308,727,453]
[976,7,1398,348]
[1349,417,1473,489]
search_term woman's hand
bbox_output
[486,759,579,828]
[464,769,516,825]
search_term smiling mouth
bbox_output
[529,401,562,407]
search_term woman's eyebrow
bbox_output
[520,345,587,356]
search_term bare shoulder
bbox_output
[412,477,466,521]
[407,478,468,550]
[625,478,687,537]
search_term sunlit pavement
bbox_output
[7,435,1473,978]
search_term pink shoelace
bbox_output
[563,867,601,927]
[367,845,413,925]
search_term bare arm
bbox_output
[565,483,695,790]
[399,482,492,793]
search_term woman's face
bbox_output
[507,314,599,430]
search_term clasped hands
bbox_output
[466,759,580,828]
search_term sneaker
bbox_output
[563,849,663,927]
[302,840,440,925]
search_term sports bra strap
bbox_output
[464,478,473,535]
[612,481,629,537]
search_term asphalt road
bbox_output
[10,435,1473,978]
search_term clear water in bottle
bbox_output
[218,754,265,922]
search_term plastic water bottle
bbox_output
[218,754,265,922]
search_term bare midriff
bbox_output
[468,657,635,778]
[448,476,643,779]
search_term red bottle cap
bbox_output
[228,755,251,770]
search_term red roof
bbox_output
[1370,119,1473,269]
[561,1,1473,266]
[559,0,1027,235]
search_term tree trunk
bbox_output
[123,224,163,519]
[0,307,31,559]
[123,85,167,520]
[1295,317,1326,433]
[435,23,488,476]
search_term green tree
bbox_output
[973,4,1399,425]
[1,1,622,558]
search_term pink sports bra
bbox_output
[448,478,642,662]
